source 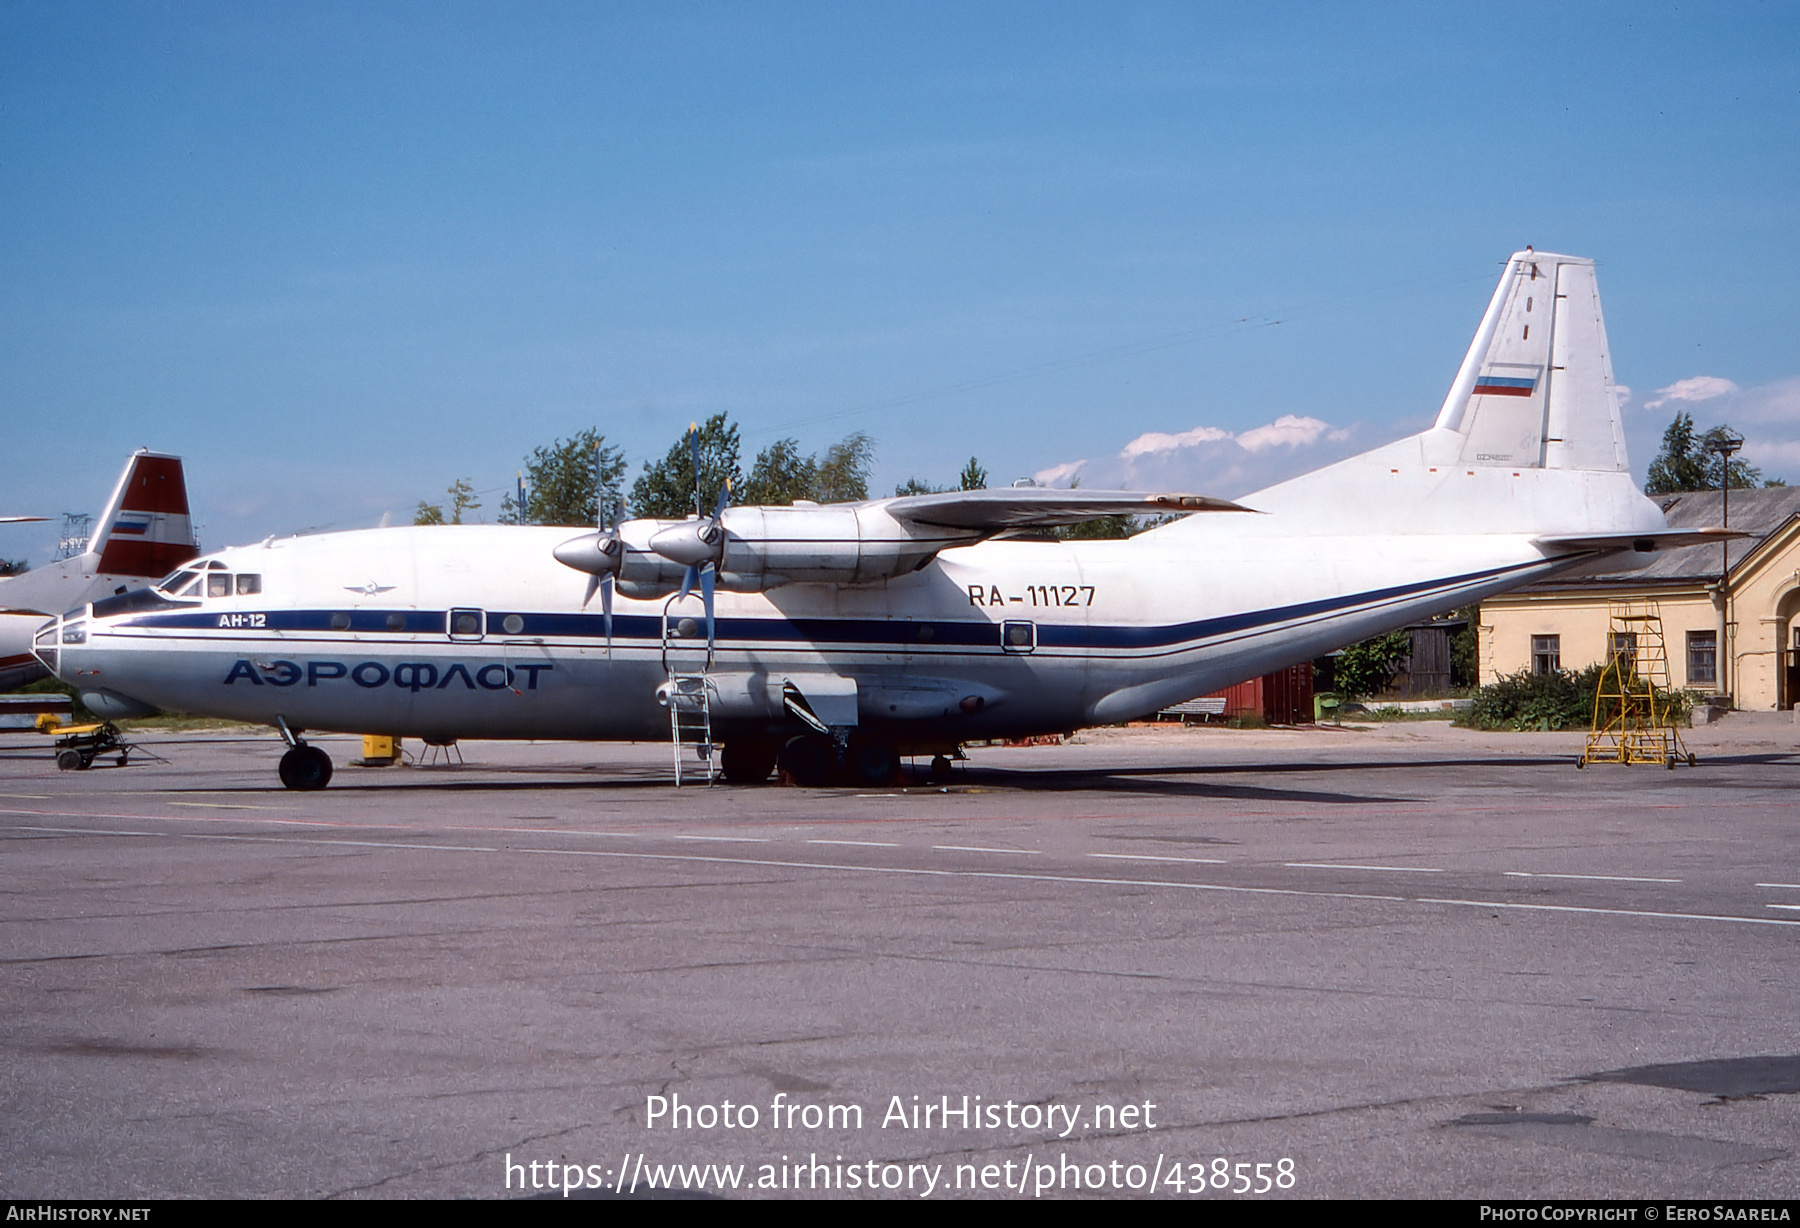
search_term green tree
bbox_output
[741,438,818,505]
[1332,630,1413,699]
[893,477,947,497]
[1449,606,1479,688]
[446,477,482,524]
[1698,425,1762,489]
[1063,516,1136,540]
[510,430,627,527]
[815,432,875,502]
[959,457,988,491]
[413,501,445,526]
[1646,413,1761,493]
[632,413,742,519]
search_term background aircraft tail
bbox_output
[90,450,198,578]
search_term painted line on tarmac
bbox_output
[1090,852,1227,865]
[1417,895,1800,929]
[1504,872,1681,884]
[934,844,1042,855]
[1286,862,1444,873]
[807,839,902,848]
[15,818,1800,931]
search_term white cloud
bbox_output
[1643,376,1740,411]
[1118,424,1230,460]
[1119,414,1339,461]
[1235,414,1335,453]
[1032,460,1086,486]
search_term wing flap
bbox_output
[1533,528,1746,556]
[885,488,1249,530]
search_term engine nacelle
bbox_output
[707,504,978,589]
[558,504,984,595]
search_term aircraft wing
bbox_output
[884,488,1249,530]
[1532,528,1747,555]
[0,516,50,524]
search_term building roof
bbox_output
[1531,486,1800,590]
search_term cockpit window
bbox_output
[236,574,261,595]
[207,574,232,598]
[178,578,203,597]
[159,570,197,593]
[205,560,227,570]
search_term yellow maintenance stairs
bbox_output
[1578,600,1696,770]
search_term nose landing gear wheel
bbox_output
[278,745,334,791]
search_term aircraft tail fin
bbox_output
[91,451,199,577]
[1432,249,1628,473]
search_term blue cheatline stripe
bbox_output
[113,558,1542,655]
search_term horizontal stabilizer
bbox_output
[0,516,50,524]
[1533,528,1746,556]
[887,487,1248,530]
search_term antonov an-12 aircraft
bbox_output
[36,251,1729,789]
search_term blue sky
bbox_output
[2,2,1797,559]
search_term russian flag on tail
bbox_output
[1472,374,1537,397]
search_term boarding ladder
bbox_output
[1579,600,1695,769]
[660,592,716,786]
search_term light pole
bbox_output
[1708,429,1744,702]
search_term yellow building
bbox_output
[1480,488,1800,709]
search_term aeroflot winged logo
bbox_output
[344,582,396,595]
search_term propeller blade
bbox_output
[688,424,703,518]
[679,564,698,601]
[701,564,716,652]
[581,574,599,609]
[714,479,730,518]
[601,575,614,656]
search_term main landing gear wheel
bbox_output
[719,739,779,785]
[851,738,898,786]
[778,734,835,787]
[279,745,334,791]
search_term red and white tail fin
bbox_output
[91,451,199,578]
[1433,249,1628,472]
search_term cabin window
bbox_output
[1531,635,1560,675]
[236,574,261,595]
[1001,619,1037,654]
[1686,631,1717,686]
[207,574,231,598]
[448,608,485,640]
